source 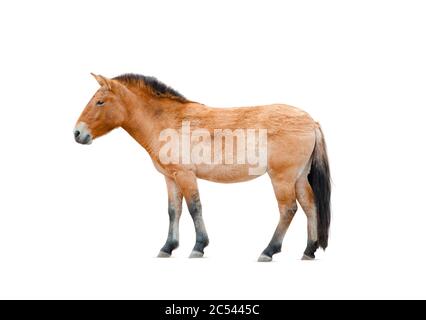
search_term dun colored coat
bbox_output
[74,73,331,261]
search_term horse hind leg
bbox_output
[258,177,297,262]
[296,175,319,260]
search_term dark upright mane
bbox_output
[113,73,188,102]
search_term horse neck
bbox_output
[121,93,187,157]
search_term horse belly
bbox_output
[195,164,266,183]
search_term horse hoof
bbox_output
[301,254,314,261]
[157,251,171,258]
[257,254,272,262]
[189,251,204,258]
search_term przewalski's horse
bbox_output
[74,73,331,261]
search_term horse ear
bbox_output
[90,73,112,90]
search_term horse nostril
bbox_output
[74,130,80,138]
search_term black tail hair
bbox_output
[308,126,331,249]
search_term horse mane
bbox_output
[113,73,188,102]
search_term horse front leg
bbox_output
[158,176,183,258]
[175,171,209,258]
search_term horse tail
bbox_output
[308,124,331,250]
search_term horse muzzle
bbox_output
[74,122,92,145]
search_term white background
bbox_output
[0,0,425,299]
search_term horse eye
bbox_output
[96,100,105,106]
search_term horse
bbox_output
[74,73,331,261]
